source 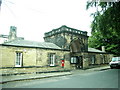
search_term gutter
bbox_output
[0,44,70,51]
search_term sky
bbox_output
[0,0,96,42]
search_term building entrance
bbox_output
[76,56,83,69]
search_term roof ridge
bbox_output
[2,39,62,50]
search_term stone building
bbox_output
[44,25,113,69]
[44,25,88,51]
[0,26,24,44]
[0,25,113,73]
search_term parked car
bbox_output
[109,57,120,69]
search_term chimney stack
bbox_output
[102,46,105,52]
[8,26,17,41]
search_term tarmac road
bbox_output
[2,69,119,88]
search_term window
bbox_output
[112,57,120,61]
[70,57,77,64]
[15,52,23,67]
[50,54,55,66]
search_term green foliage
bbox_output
[87,1,120,56]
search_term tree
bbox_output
[86,1,120,56]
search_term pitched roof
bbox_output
[2,39,62,50]
[1,39,107,52]
[88,48,106,53]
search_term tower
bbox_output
[8,26,17,41]
[44,25,88,52]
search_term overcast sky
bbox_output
[0,0,96,42]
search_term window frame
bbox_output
[15,52,23,67]
[49,53,56,66]
[70,57,77,64]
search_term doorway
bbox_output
[76,56,83,69]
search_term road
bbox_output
[2,69,119,88]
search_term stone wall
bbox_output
[69,52,113,69]
[88,53,113,66]
[0,45,113,72]
[44,25,88,51]
[1,46,16,67]
[82,53,89,69]
[36,48,71,68]
[1,66,70,75]
[1,46,71,70]
[1,46,37,67]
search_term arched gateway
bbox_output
[69,38,85,69]
[44,25,89,69]
[70,38,84,53]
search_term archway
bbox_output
[70,38,83,53]
[69,38,84,69]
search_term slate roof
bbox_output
[2,39,62,50]
[88,48,106,53]
[1,39,106,52]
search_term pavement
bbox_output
[0,65,110,84]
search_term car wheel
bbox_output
[110,66,113,69]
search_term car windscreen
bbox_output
[112,58,117,61]
[112,57,120,61]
